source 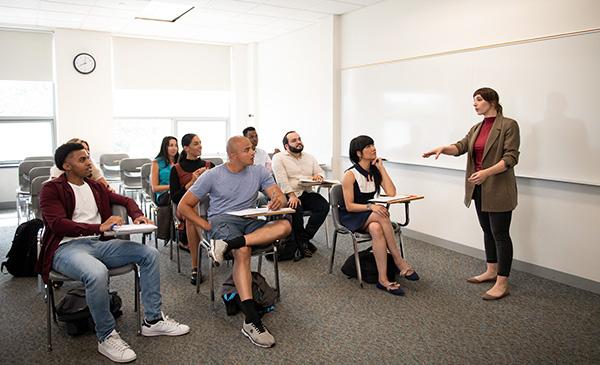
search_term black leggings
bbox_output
[473,185,513,277]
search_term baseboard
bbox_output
[403,228,600,295]
[0,201,14,210]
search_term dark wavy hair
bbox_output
[155,136,179,164]
[473,87,503,114]
[348,135,382,194]
[179,133,197,162]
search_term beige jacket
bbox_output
[453,114,520,212]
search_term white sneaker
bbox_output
[141,312,190,337]
[241,321,275,348]
[209,239,228,266]
[98,330,137,363]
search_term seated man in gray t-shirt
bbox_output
[178,136,290,349]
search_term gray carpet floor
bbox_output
[0,209,599,364]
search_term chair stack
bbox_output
[16,159,53,223]
[119,158,151,204]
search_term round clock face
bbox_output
[73,53,96,74]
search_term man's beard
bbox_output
[289,144,303,153]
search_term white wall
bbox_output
[337,0,600,283]
[256,17,336,164]
[54,29,114,158]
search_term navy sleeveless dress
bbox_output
[339,164,377,232]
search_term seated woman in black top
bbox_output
[340,135,419,296]
[170,133,215,285]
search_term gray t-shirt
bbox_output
[188,164,275,217]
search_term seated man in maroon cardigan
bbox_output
[37,143,189,363]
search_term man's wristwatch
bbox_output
[366,203,372,211]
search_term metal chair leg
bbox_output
[134,266,141,335]
[196,242,202,294]
[46,283,52,352]
[273,246,280,301]
[352,236,363,288]
[329,231,338,274]
[257,255,263,273]
[209,253,215,311]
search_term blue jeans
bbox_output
[53,238,162,341]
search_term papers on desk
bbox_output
[369,195,412,203]
[105,223,157,236]
[227,207,295,217]
[299,178,340,185]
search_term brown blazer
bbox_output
[453,114,520,212]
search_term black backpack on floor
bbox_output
[56,287,123,336]
[265,238,298,262]
[341,247,399,284]
[1,218,43,277]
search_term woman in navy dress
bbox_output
[340,135,419,296]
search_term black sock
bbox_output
[145,317,161,325]
[225,236,246,250]
[240,299,260,325]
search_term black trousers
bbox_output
[473,185,513,277]
[291,192,330,243]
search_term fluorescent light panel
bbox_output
[136,1,194,22]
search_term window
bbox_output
[112,118,172,158]
[176,120,228,156]
[113,90,230,158]
[0,80,55,164]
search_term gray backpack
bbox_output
[222,271,277,316]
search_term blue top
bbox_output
[188,164,275,218]
[155,157,173,199]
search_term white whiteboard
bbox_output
[341,31,600,186]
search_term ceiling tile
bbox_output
[36,17,82,28]
[262,0,323,10]
[39,0,91,14]
[0,13,37,26]
[0,6,38,18]
[206,0,260,13]
[249,4,325,21]
[0,0,40,10]
[340,0,381,5]
[94,0,147,12]
[89,6,136,18]
[309,0,360,14]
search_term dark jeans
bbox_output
[291,192,330,243]
[473,185,513,277]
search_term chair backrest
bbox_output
[24,156,53,161]
[119,158,151,187]
[30,175,50,219]
[99,153,129,180]
[18,160,54,192]
[29,166,51,182]
[204,157,224,166]
[140,162,152,197]
[329,184,346,231]
[111,204,130,240]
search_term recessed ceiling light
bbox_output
[135,1,194,23]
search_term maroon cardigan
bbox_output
[35,174,143,283]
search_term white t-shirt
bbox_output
[60,181,102,244]
[253,147,272,172]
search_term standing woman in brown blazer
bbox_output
[423,87,520,300]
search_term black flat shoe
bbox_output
[190,268,202,286]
